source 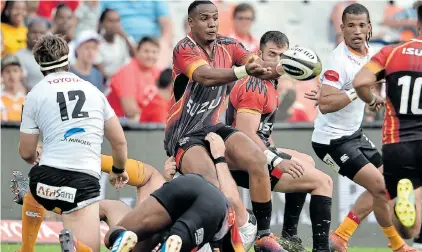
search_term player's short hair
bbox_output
[137,36,160,50]
[342,3,372,43]
[188,0,215,16]
[33,34,70,74]
[414,1,422,24]
[259,31,289,51]
[158,68,173,89]
[233,3,255,20]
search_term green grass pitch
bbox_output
[0,244,392,252]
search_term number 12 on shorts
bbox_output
[57,90,90,121]
[398,76,422,115]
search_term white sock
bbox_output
[239,212,258,251]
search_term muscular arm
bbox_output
[136,164,166,204]
[318,84,352,114]
[18,133,39,164]
[235,112,269,151]
[353,67,378,104]
[192,64,239,87]
[215,161,239,197]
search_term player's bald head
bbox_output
[188,0,216,17]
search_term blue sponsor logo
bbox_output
[62,128,91,146]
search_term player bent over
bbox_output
[106,133,251,252]
[353,0,422,245]
[308,3,416,252]
[18,34,134,252]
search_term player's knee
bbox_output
[368,177,388,200]
[302,153,316,167]
[319,173,333,191]
[245,149,267,176]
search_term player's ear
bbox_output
[417,21,421,36]
[256,49,262,58]
[340,23,344,32]
[188,16,194,28]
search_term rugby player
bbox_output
[11,153,166,252]
[18,34,134,252]
[224,31,333,252]
[166,1,284,250]
[307,3,415,252]
[353,0,422,244]
[105,133,247,252]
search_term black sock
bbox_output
[252,200,272,237]
[283,192,307,238]
[168,221,194,251]
[310,195,332,252]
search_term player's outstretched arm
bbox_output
[192,57,271,87]
[318,84,356,114]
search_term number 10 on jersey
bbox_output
[57,90,90,121]
[398,76,422,115]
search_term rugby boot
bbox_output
[255,233,288,252]
[10,170,29,205]
[59,229,75,252]
[111,230,138,252]
[160,235,183,252]
[395,179,416,228]
[393,244,419,252]
[328,233,348,252]
[278,232,307,252]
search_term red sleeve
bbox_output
[233,77,267,114]
[365,45,394,74]
[230,40,253,66]
[173,41,209,79]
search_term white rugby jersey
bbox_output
[312,41,373,144]
[20,72,115,178]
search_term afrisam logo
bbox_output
[36,183,77,203]
[245,78,268,96]
[61,127,91,146]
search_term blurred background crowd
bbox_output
[0,0,418,125]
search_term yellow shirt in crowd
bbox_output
[0,91,25,122]
[1,23,27,58]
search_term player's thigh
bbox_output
[175,186,228,248]
[360,133,383,169]
[175,137,218,186]
[312,138,370,181]
[99,200,132,228]
[222,130,266,173]
[62,202,101,251]
[273,159,332,193]
[278,148,316,167]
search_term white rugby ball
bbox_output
[278,46,322,81]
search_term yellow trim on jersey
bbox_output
[187,59,209,79]
[364,61,383,74]
[238,108,261,115]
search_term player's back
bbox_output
[376,39,422,144]
[25,72,111,178]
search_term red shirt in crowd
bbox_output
[107,58,168,123]
[37,1,79,19]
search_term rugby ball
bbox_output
[278,46,322,81]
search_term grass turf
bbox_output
[0,244,392,252]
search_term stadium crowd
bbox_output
[1,0,417,125]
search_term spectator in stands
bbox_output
[97,8,135,80]
[74,0,101,37]
[382,3,418,41]
[0,55,26,122]
[100,1,172,68]
[25,1,48,27]
[36,1,79,20]
[70,31,105,92]
[329,0,356,46]
[107,37,161,123]
[230,3,259,52]
[15,19,47,90]
[1,1,28,58]
[139,68,173,123]
[50,3,75,43]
